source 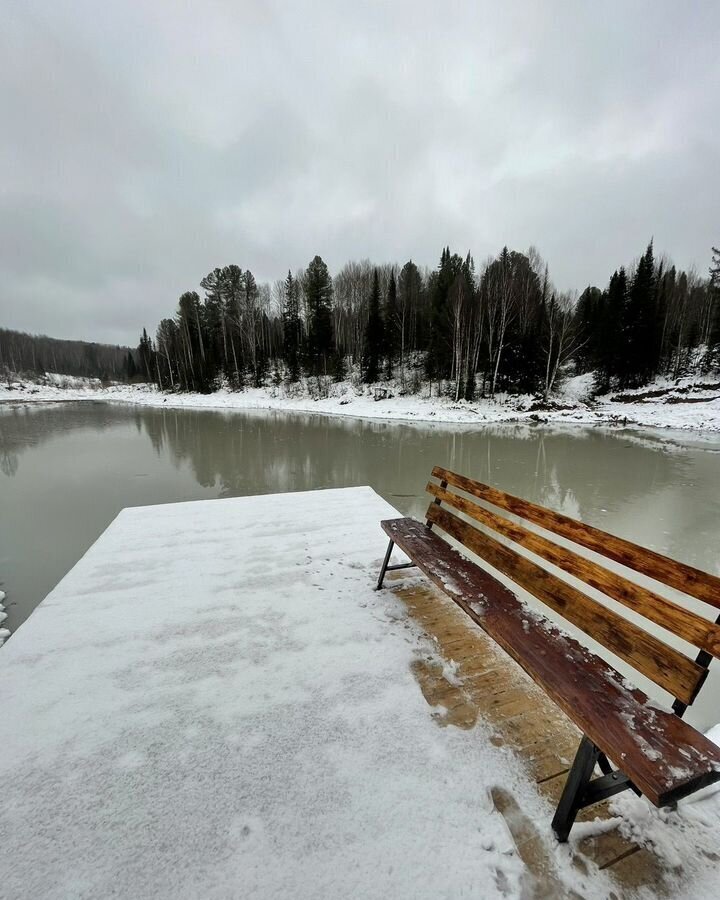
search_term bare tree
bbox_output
[482,248,518,397]
[542,291,585,398]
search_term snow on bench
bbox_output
[377,467,720,842]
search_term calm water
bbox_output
[2,401,720,727]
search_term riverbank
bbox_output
[2,372,720,431]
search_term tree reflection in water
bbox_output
[2,400,719,632]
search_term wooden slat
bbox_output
[425,504,706,706]
[426,481,720,657]
[432,466,720,609]
[381,517,720,806]
[394,578,641,872]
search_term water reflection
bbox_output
[1,404,135,477]
[131,405,699,530]
[2,401,719,640]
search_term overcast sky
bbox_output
[2,1,718,345]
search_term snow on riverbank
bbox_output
[0,589,8,646]
[0,373,105,403]
[2,371,720,431]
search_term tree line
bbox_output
[137,244,720,398]
[576,243,720,389]
[0,327,137,382]
[3,243,718,396]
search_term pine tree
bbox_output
[624,242,657,385]
[331,348,347,382]
[426,247,462,386]
[137,328,154,381]
[282,270,303,382]
[220,265,245,388]
[303,255,335,376]
[707,247,720,365]
[175,291,210,392]
[384,270,398,378]
[125,350,137,380]
[133,238,719,400]
[601,269,628,387]
[200,268,228,381]
[362,269,384,383]
[242,270,264,385]
[574,287,602,372]
[460,251,479,400]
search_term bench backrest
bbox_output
[425,466,720,710]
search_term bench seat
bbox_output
[382,516,720,807]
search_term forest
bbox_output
[136,243,720,399]
[0,328,135,382]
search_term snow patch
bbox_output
[3,369,720,432]
[0,590,7,646]
[0,487,540,898]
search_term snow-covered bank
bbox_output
[0,372,105,403]
[2,371,720,432]
[0,589,8,647]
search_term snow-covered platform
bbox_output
[1,487,718,898]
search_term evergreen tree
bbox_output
[125,350,137,380]
[426,247,462,385]
[132,240,719,399]
[708,247,720,365]
[575,286,602,371]
[577,269,627,391]
[282,270,303,382]
[220,265,245,387]
[710,246,720,286]
[624,242,657,386]
[384,270,398,378]
[362,269,384,383]
[137,328,154,380]
[303,255,335,376]
[200,267,228,381]
[603,269,628,386]
[331,348,347,382]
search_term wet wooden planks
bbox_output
[386,571,679,896]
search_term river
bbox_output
[2,400,719,728]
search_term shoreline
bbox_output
[2,375,720,434]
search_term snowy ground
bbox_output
[2,371,720,431]
[1,487,719,898]
[0,589,8,646]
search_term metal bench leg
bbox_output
[552,735,599,842]
[552,735,640,842]
[376,540,395,590]
[597,751,613,776]
[375,540,419,590]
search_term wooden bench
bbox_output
[376,465,720,841]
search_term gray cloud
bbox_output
[1,0,718,344]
